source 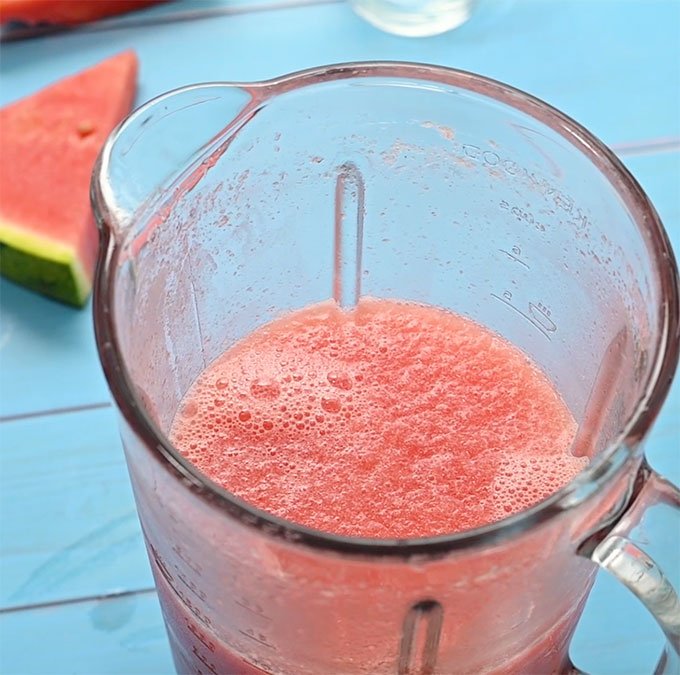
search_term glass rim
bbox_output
[91,61,680,558]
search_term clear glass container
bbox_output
[349,0,476,37]
[92,63,680,674]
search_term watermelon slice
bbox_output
[0,51,138,306]
[0,1,167,26]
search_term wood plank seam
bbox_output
[611,137,680,157]
[0,402,112,423]
[0,587,156,615]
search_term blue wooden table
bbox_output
[1,1,679,673]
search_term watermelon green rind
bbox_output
[0,219,90,306]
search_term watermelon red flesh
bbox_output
[0,1,167,25]
[0,50,138,306]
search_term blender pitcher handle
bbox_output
[578,460,680,674]
[91,82,260,240]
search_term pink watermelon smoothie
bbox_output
[162,298,589,673]
[170,298,584,539]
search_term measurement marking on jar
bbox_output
[177,571,208,602]
[238,629,276,649]
[172,543,203,576]
[234,598,272,621]
[499,245,530,269]
[527,301,557,334]
[148,546,213,631]
[182,593,213,628]
[149,543,175,584]
[491,291,557,340]
[192,645,218,674]
[188,621,216,653]
[499,200,547,232]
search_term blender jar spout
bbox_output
[91,83,259,243]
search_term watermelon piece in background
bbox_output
[0,1,167,26]
[0,51,138,307]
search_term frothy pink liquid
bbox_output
[171,298,584,539]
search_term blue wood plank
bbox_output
[0,3,678,672]
[0,569,669,675]
[0,407,153,610]
[0,283,110,418]
[1,0,679,417]
[0,591,175,675]
[1,0,678,146]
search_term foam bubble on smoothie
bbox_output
[170,298,585,539]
